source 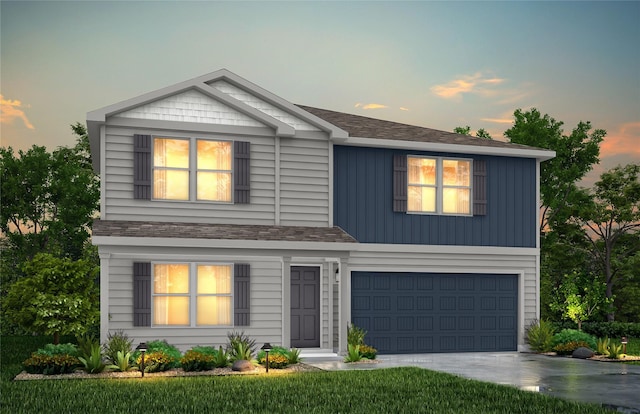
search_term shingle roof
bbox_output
[92,220,357,243]
[297,105,537,151]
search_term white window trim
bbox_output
[407,156,473,216]
[151,136,234,204]
[151,262,234,328]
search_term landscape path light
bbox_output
[621,337,628,354]
[261,343,273,373]
[136,342,148,378]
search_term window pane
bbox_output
[153,296,189,325]
[197,141,231,170]
[196,296,231,325]
[197,172,231,201]
[154,170,189,200]
[443,160,470,186]
[408,185,436,212]
[154,264,189,293]
[443,188,470,214]
[408,157,436,185]
[197,265,231,294]
[154,138,189,168]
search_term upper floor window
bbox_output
[408,156,471,215]
[153,138,232,202]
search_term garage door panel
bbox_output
[351,272,518,354]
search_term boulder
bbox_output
[231,359,253,372]
[572,347,595,359]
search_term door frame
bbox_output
[289,264,322,348]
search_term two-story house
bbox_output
[88,69,554,354]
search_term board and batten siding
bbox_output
[334,145,537,247]
[105,253,283,352]
[346,248,538,348]
[102,126,276,224]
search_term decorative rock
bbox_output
[572,347,595,359]
[231,359,253,372]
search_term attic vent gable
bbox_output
[114,89,265,127]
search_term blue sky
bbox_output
[2,1,638,186]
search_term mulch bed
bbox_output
[14,363,323,381]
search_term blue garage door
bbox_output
[351,272,518,354]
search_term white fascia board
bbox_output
[91,236,357,252]
[336,136,556,161]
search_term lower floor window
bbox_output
[153,263,232,326]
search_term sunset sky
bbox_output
[1,1,638,188]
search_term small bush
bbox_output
[227,331,256,361]
[107,351,135,372]
[136,350,177,373]
[23,354,80,375]
[257,346,290,369]
[287,348,302,364]
[35,343,78,357]
[347,324,366,347]
[78,342,106,374]
[103,330,133,365]
[552,329,597,350]
[596,337,610,356]
[213,346,229,368]
[608,343,624,359]
[344,344,362,362]
[359,345,378,360]
[180,350,215,372]
[550,321,640,338]
[132,340,181,369]
[553,341,591,355]
[526,319,556,352]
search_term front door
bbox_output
[290,266,320,348]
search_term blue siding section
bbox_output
[334,145,536,247]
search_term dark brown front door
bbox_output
[290,266,320,348]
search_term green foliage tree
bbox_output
[2,253,99,344]
[504,108,605,233]
[453,125,492,139]
[550,271,611,330]
[567,164,640,321]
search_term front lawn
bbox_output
[1,336,610,414]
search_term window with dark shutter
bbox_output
[473,160,487,216]
[234,263,251,326]
[133,262,151,327]
[133,134,152,200]
[393,154,408,212]
[234,141,250,204]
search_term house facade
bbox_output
[88,69,554,354]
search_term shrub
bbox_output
[553,341,591,355]
[257,346,290,369]
[226,331,256,361]
[359,345,378,360]
[107,351,135,372]
[552,329,597,350]
[344,344,362,362]
[526,319,556,352]
[180,349,215,372]
[347,324,366,347]
[596,337,610,356]
[132,340,181,369]
[78,341,106,374]
[287,348,302,364]
[103,330,133,365]
[550,321,640,338]
[23,354,80,375]
[608,343,624,359]
[136,350,177,373]
[213,346,229,368]
[35,343,78,357]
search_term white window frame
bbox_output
[151,136,233,203]
[151,262,234,327]
[407,156,473,216]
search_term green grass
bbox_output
[1,336,612,414]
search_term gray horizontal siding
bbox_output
[334,145,537,247]
[103,126,276,225]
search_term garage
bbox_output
[351,272,518,354]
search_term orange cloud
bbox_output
[480,117,513,124]
[362,103,388,110]
[431,72,506,99]
[0,95,34,129]
[399,107,409,111]
[600,122,640,158]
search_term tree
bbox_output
[504,108,605,233]
[453,126,492,140]
[550,271,611,330]
[2,253,99,344]
[0,123,99,261]
[568,164,640,321]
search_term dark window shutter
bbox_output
[234,141,250,204]
[133,134,152,200]
[133,262,151,327]
[473,160,487,216]
[234,263,250,326]
[393,155,408,212]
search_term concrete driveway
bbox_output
[304,352,640,413]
